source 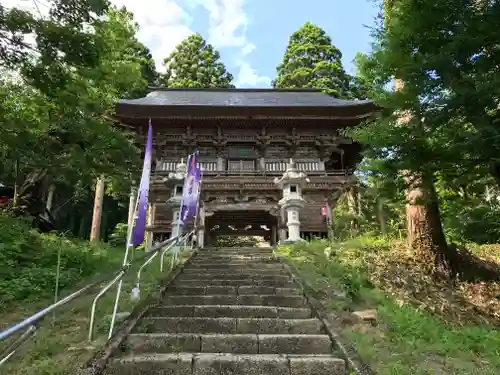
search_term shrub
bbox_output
[0,213,121,305]
[108,222,128,247]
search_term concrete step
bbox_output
[135,317,324,334]
[181,268,287,275]
[147,305,312,319]
[188,261,283,268]
[193,255,275,261]
[161,295,308,308]
[165,286,301,296]
[171,279,298,288]
[197,250,273,257]
[200,248,274,254]
[106,353,345,375]
[176,274,291,282]
[125,333,332,354]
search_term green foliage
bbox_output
[341,0,500,252]
[214,236,260,248]
[278,238,500,374]
[273,22,352,98]
[0,0,110,96]
[108,222,128,247]
[353,0,500,185]
[161,33,234,88]
[0,4,157,220]
[0,213,121,305]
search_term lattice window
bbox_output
[227,160,255,172]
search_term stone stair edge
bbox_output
[107,353,346,375]
[123,332,333,355]
[113,352,343,361]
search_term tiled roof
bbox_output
[118,88,374,108]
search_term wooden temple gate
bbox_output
[115,88,379,246]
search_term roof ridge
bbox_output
[147,87,323,93]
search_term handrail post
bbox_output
[107,279,123,340]
[88,271,125,342]
[0,325,36,366]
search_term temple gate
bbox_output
[115,88,379,246]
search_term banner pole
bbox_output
[109,120,152,339]
[191,169,204,248]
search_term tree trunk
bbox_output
[376,198,387,235]
[13,168,48,217]
[90,175,105,243]
[44,184,56,220]
[346,184,359,231]
[404,172,449,270]
[13,159,19,208]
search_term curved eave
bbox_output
[115,102,380,121]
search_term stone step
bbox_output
[188,261,283,268]
[106,353,345,375]
[125,333,332,355]
[160,295,308,308]
[194,255,274,260]
[193,255,275,261]
[147,305,312,319]
[135,317,324,334]
[172,279,298,288]
[176,274,291,282]
[181,268,286,275]
[165,286,301,296]
[200,248,273,253]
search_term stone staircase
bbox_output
[105,247,346,375]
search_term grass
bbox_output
[277,237,500,375]
[0,213,190,374]
[0,249,184,375]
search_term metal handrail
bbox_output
[0,326,36,366]
[139,230,192,287]
[89,231,194,342]
[160,230,192,272]
[88,271,126,342]
[0,232,196,366]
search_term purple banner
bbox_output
[180,152,201,222]
[132,120,153,245]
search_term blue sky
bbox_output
[6,0,379,88]
[109,0,380,87]
[236,0,379,83]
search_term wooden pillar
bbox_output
[271,225,277,246]
[197,206,205,248]
[146,203,155,249]
[90,175,105,243]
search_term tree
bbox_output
[161,33,234,88]
[0,0,110,96]
[350,0,500,279]
[0,5,155,219]
[273,22,352,98]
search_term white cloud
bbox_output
[241,43,256,57]
[193,0,270,87]
[111,0,194,73]
[234,61,271,87]
[4,0,270,86]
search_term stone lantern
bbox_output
[274,159,309,243]
[163,161,187,239]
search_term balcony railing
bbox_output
[154,158,345,175]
